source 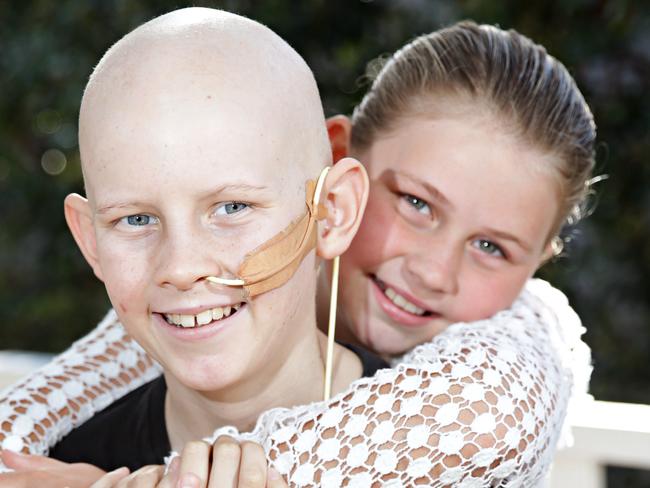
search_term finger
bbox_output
[113,465,163,488]
[156,456,180,488]
[237,442,267,488]
[265,467,288,488]
[177,472,202,488]
[132,465,164,488]
[0,450,68,471]
[89,467,130,488]
[0,470,51,488]
[208,436,241,488]
[178,441,210,488]
[0,466,107,488]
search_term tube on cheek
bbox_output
[206,167,329,297]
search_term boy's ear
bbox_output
[326,115,352,164]
[64,193,104,282]
[317,157,369,260]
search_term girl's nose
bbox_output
[403,237,461,296]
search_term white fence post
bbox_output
[550,400,650,487]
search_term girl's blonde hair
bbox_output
[351,21,596,243]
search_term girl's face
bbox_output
[338,111,560,356]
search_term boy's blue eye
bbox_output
[216,202,249,215]
[124,214,157,226]
[403,194,430,214]
[472,239,505,258]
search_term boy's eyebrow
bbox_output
[95,183,272,214]
[196,183,272,199]
[96,201,149,214]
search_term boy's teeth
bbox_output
[164,304,241,328]
[196,310,212,326]
[212,308,224,321]
[180,315,195,328]
[383,286,426,316]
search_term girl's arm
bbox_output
[0,310,161,471]
[0,279,590,485]
[197,279,591,486]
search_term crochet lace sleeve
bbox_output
[0,311,161,471]
[198,279,592,487]
[0,279,591,485]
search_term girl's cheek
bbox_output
[456,272,528,322]
[348,190,404,267]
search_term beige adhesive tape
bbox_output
[206,167,330,297]
[206,166,338,401]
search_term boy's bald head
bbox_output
[79,7,330,201]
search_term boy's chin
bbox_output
[164,355,247,393]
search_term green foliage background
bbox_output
[1,1,648,484]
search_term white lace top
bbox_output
[0,279,591,487]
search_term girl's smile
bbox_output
[339,108,559,355]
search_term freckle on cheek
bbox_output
[119,302,128,313]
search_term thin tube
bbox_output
[323,255,339,401]
[205,276,245,286]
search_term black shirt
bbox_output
[50,343,388,471]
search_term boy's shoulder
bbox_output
[341,342,389,377]
[49,375,170,472]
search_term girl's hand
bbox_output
[160,437,287,488]
[89,465,160,487]
[0,450,108,488]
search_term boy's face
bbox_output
[71,39,323,394]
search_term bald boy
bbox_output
[27,6,377,481]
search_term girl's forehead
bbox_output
[365,113,551,177]
[363,114,561,238]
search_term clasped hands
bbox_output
[0,436,287,488]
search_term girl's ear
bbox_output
[326,115,352,164]
[317,157,369,260]
[538,236,563,267]
[64,193,104,281]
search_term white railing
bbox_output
[0,350,54,394]
[1,352,649,487]
[549,400,650,487]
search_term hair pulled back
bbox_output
[351,21,596,239]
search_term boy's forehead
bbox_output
[79,8,329,199]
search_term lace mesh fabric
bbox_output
[0,279,591,486]
[0,312,162,464]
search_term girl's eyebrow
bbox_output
[484,227,533,253]
[383,170,452,208]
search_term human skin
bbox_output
[62,7,368,454]
[0,13,568,488]
[325,104,559,356]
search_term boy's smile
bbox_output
[65,10,339,400]
[161,303,243,329]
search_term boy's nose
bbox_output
[403,237,461,296]
[156,229,230,291]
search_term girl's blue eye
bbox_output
[216,202,249,215]
[403,194,430,214]
[472,239,505,258]
[124,214,157,226]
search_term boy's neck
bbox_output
[163,328,362,451]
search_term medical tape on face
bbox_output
[206,166,330,297]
